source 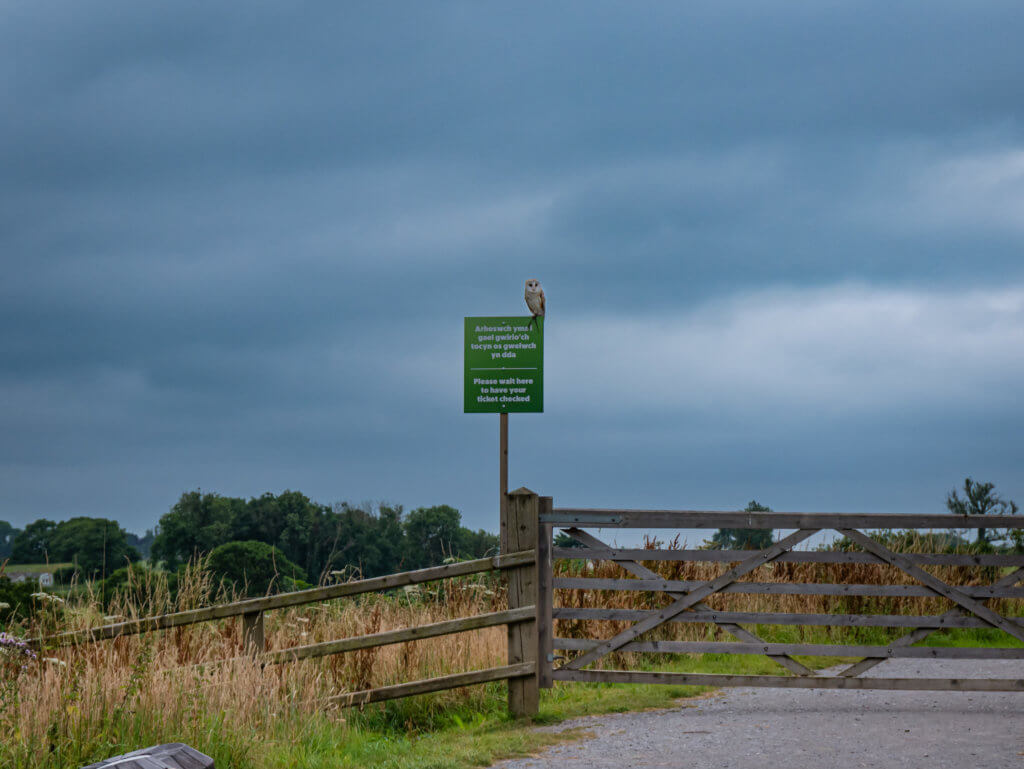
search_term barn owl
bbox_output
[524,279,545,330]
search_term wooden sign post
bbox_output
[464,315,543,715]
[464,315,544,548]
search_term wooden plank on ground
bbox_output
[328,662,536,708]
[552,668,1024,692]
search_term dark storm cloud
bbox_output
[2,1,1023,530]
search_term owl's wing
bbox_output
[540,289,545,315]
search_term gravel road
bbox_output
[496,659,1024,769]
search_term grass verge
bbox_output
[259,652,855,769]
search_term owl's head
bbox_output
[525,279,542,293]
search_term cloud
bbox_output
[547,283,1024,416]
[900,148,1024,234]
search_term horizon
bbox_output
[2,3,1022,533]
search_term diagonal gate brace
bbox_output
[837,529,1024,646]
[562,527,814,676]
[839,566,1024,677]
[564,528,820,671]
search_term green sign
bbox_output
[464,316,543,413]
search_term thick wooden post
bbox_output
[242,610,264,656]
[505,487,539,717]
[536,496,554,689]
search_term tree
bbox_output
[125,529,156,559]
[553,532,584,549]
[10,519,57,563]
[207,541,307,597]
[704,500,775,550]
[150,491,243,570]
[403,505,463,570]
[458,527,500,559]
[48,517,139,579]
[0,520,18,560]
[946,477,1019,547]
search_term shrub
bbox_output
[207,541,307,597]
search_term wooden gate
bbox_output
[536,504,1024,692]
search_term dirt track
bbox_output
[495,659,1024,769]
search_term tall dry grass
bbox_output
[2,562,510,768]
[2,535,1020,767]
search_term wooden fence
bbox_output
[41,527,541,716]
[540,506,1024,692]
[40,492,1024,716]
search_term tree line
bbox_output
[1,490,498,588]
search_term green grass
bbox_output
[254,627,1024,769]
[1,562,72,574]
[256,652,851,769]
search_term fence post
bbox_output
[505,487,539,717]
[242,610,264,656]
[536,496,554,689]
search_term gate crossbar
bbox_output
[563,528,813,676]
[549,516,1024,691]
[562,528,819,671]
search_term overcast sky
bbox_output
[3,2,1023,536]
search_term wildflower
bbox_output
[31,592,65,604]
[0,630,38,671]
[0,601,9,610]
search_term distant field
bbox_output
[1,562,72,573]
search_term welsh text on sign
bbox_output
[464,317,543,413]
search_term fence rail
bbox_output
[544,513,1024,692]
[42,550,535,647]
[552,669,1024,692]
[32,491,1024,715]
[543,509,1024,530]
[553,547,1024,567]
[40,545,541,715]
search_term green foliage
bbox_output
[402,505,462,570]
[0,521,18,560]
[125,530,155,559]
[150,491,243,571]
[207,540,307,597]
[553,532,583,548]
[9,518,137,580]
[52,565,80,586]
[150,490,497,582]
[0,576,38,625]
[704,500,775,550]
[99,563,162,608]
[946,477,1019,547]
[10,519,57,563]
[49,518,138,579]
